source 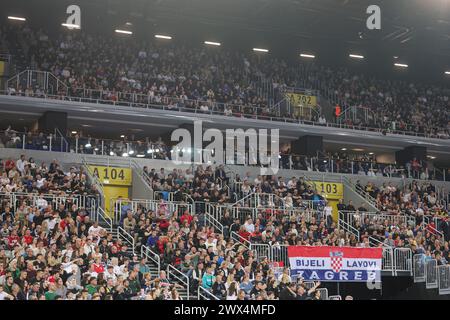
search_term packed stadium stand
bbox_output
[0,0,450,302]
[1,23,449,140]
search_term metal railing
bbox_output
[316,288,329,300]
[381,247,394,272]
[414,254,450,295]
[3,85,448,140]
[338,211,360,240]
[230,231,251,250]
[423,216,445,241]
[270,244,290,268]
[438,265,450,295]
[6,70,68,96]
[204,210,224,235]
[206,205,323,226]
[117,226,136,255]
[82,157,105,207]
[425,259,438,289]
[91,206,113,233]
[393,248,412,276]
[250,243,271,262]
[197,286,220,300]
[0,192,98,213]
[131,160,154,200]
[345,211,415,229]
[167,264,190,300]
[141,245,161,275]
[413,254,426,283]
[113,198,192,224]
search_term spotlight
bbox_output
[204,41,221,46]
[155,34,172,40]
[62,23,80,29]
[115,29,132,35]
[8,16,26,21]
[253,48,269,53]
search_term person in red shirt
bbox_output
[180,210,193,226]
[238,226,251,241]
[334,104,341,123]
[7,230,20,248]
[4,158,15,172]
[159,219,170,231]
[22,230,33,245]
[92,258,105,274]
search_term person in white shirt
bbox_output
[287,177,297,190]
[0,285,13,300]
[226,282,238,300]
[35,196,48,209]
[427,192,437,206]
[36,175,46,190]
[205,236,217,253]
[284,194,293,208]
[83,238,95,256]
[16,155,26,174]
[403,191,411,203]
[224,106,232,116]
[88,221,105,239]
[244,218,255,233]
[104,265,117,283]
[47,216,60,232]
[324,203,333,220]
[318,115,327,124]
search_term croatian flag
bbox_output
[287,246,383,282]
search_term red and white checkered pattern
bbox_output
[330,256,343,273]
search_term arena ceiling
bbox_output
[3,0,450,81]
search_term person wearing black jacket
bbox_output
[337,198,347,211]
[440,218,450,242]
[346,200,356,212]
[211,274,226,299]
[229,218,241,234]
[279,282,297,300]
[220,211,233,238]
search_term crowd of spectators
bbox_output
[135,165,450,300]
[354,179,448,220]
[144,164,333,210]
[337,196,450,267]
[1,151,449,300]
[282,151,444,181]
[3,124,449,185]
[0,154,173,300]
[115,196,334,300]
[1,23,449,138]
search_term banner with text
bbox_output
[288,246,382,282]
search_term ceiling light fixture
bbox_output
[204,41,221,46]
[300,53,315,59]
[155,34,172,40]
[8,16,26,21]
[115,29,132,35]
[62,23,81,29]
[253,48,269,53]
[349,54,364,59]
[394,63,408,68]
